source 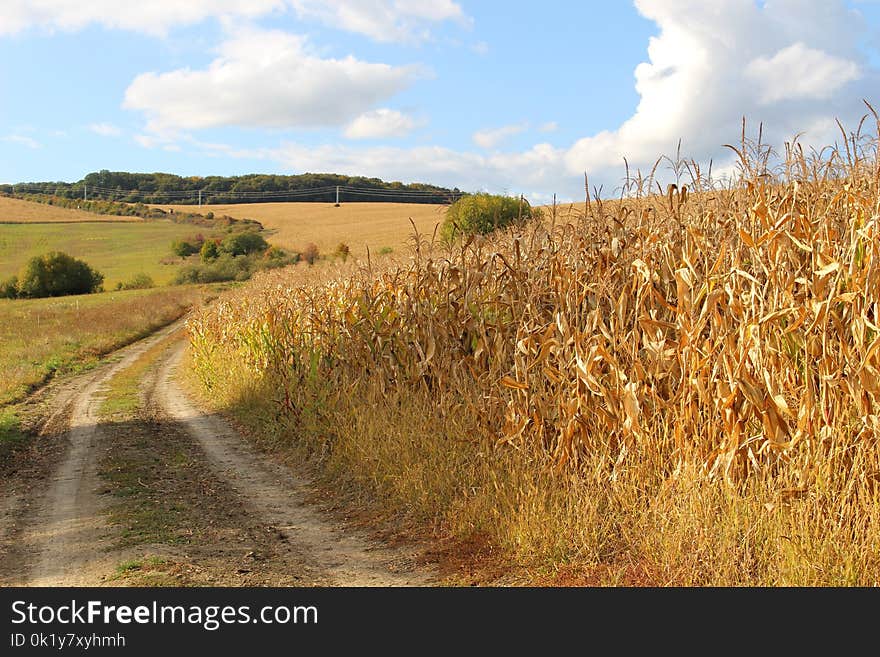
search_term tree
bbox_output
[200,240,220,262]
[220,231,268,256]
[15,251,104,298]
[440,193,541,241]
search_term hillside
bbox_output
[2,171,462,206]
[0,195,140,223]
[0,221,202,288]
[155,201,448,258]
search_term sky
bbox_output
[1,0,880,202]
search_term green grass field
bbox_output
[0,221,201,288]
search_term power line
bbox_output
[8,183,463,204]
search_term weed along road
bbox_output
[0,320,435,587]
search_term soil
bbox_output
[0,321,437,587]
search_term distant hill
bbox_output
[0,195,140,223]
[0,171,464,206]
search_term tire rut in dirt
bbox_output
[0,322,184,586]
[154,342,435,587]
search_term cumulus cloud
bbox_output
[124,27,421,132]
[344,109,419,139]
[473,123,529,149]
[0,0,284,36]
[565,0,876,185]
[258,0,879,199]
[745,42,861,105]
[0,0,468,42]
[289,0,470,43]
[88,122,122,137]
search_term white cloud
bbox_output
[88,122,122,137]
[344,109,418,139]
[289,0,874,198]
[223,140,565,199]
[2,135,40,149]
[289,0,470,43]
[745,42,861,105]
[565,0,875,186]
[539,122,558,133]
[0,0,285,36]
[471,41,489,55]
[134,134,165,149]
[0,0,469,42]
[473,123,529,149]
[124,27,422,132]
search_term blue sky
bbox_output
[1,1,879,201]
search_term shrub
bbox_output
[335,242,351,262]
[220,231,269,256]
[200,240,220,262]
[440,193,540,241]
[303,242,320,265]
[174,254,255,285]
[0,276,18,299]
[15,251,104,298]
[263,247,300,270]
[171,238,200,257]
[115,273,155,291]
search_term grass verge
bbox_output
[0,284,223,406]
[0,407,26,462]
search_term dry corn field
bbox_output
[188,123,880,585]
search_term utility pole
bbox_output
[335,185,340,206]
[83,184,87,201]
[198,190,202,208]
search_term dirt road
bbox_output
[0,322,434,587]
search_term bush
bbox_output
[115,273,154,291]
[200,240,220,262]
[171,238,200,257]
[15,251,104,298]
[440,193,540,241]
[220,231,269,256]
[0,276,18,299]
[264,248,300,270]
[335,242,351,262]
[303,242,320,265]
[174,253,255,285]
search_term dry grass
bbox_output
[0,285,218,405]
[0,195,139,223]
[187,120,880,585]
[156,202,447,258]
